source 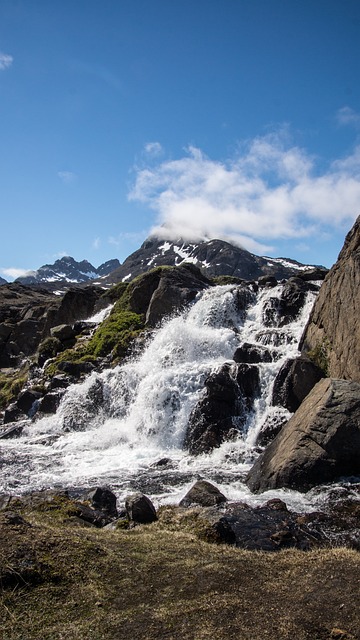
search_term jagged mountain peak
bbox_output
[14,256,121,286]
[103,235,324,284]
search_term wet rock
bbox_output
[255,414,288,447]
[246,378,360,493]
[47,374,71,390]
[37,391,64,414]
[16,389,42,415]
[3,403,25,424]
[145,264,211,327]
[184,362,260,455]
[233,342,273,364]
[272,356,324,412]
[262,277,311,328]
[0,420,27,439]
[179,480,227,508]
[125,492,157,524]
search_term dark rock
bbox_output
[247,378,360,493]
[262,277,310,328]
[184,362,260,454]
[38,391,64,414]
[16,389,42,415]
[125,492,157,524]
[298,267,328,281]
[82,487,118,518]
[3,403,25,424]
[144,264,211,327]
[150,457,174,469]
[258,275,277,287]
[57,360,95,378]
[50,324,77,342]
[301,215,360,383]
[255,414,288,447]
[201,499,325,551]
[233,342,273,364]
[179,480,227,508]
[272,356,324,412]
[47,374,70,390]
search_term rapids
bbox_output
[0,283,326,511]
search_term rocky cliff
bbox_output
[300,215,360,383]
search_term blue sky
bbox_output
[1,0,360,280]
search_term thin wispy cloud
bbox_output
[57,170,77,184]
[0,52,13,70]
[1,267,35,279]
[92,237,100,250]
[108,231,147,247]
[129,131,360,254]
[336,106,360,128]
[144,142,163,157]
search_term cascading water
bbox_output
[0,283,320,510]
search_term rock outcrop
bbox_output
[300,215,360,383]
[0,284,103,367]
[246,378,360,492]
[272,356,324,412]
[184,362,260,454]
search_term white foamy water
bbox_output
[0,283,321,511]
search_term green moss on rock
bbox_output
[0,368,28,409]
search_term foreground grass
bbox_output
[0,508,359,640]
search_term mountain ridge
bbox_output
[3,237,325,288]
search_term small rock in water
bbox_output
[179,480,228,508]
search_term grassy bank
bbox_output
[1,507,359,640]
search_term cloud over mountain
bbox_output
[129,131,360,254]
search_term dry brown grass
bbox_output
[0,508,359,640]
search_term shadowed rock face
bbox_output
[184,362,260,455]
[0,284,103,367]
[246,378,360,493]
[300,215,360,383]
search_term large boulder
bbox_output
[300,215,360,382]
[184,362,260,454]
[272,356,324,412]
[144,264,210,327]
[246,378,360,492]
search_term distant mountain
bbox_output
[15,256,120,286]
[102,236,324,284]
[0,276,7,286]
[11,237,325,289]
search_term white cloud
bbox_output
[336,106,360,128]
[1,267,35,279]
[57,171,77,184]
[0,52,13,70]
[144,142,163,157]
[128,132,360,253]
[92,237,100,250]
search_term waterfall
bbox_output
[0,283,319,510]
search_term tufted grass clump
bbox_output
[0,367,28,409]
